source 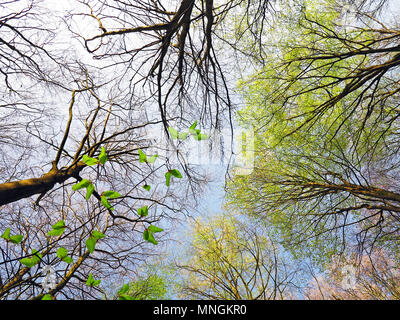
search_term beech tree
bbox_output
[226,0,400,265]
[177,214,299,299]
[306,249,400,299]
[1,0,266,299]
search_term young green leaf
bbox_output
[102,190,121,199]
[47,228,64,237]
[188,120,198,134]
[92,230,105,240]
[52,220,65,230]
[100,196,114,211]
[137,205,148,217]
[9,234,23,244]
[164,169,182,186]
[147,232,157,245]
[62,256,73,264]
[143,184,151,191]
[47,220,65,237]
[2,227,24,244]
[1,228,10,241]
[195,133,209,140]
[170,169,182,178]
[93,279,101,286]
[31,250,42,264]
[178,132,189,140]
[47,221,65,237]
[143,229,158,245]
[82,155,99,166]
[20,257,36,268]
[86,273,101,287]
[98,147,108,164]
[86,273,94,285]
[147,154,158,164]
[72,179,91,191]
[85,183,95,200]
[56,247,68,259]
[138,149,157,164]
[86,236,97,253]
[165,171,171,187]
[138,149,147,163]
[41,294,54,300]
[147,225,164,233]
[20,250,42,267]
[168,126,179,139]
[85,230,105,254]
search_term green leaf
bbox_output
[56,247,68,259]
[147,154,158,164]
[9,234,23,244]
[86,273,94,285]
[85,183,95,200]
[98,147,108,164]
[138,149,147,163]
[62,256,73,264]
[148,225,164,233]
[118,283,130,295]
[168,126,179,139]
[102,190,121,199]
[147,234,158,245]
[85,231,104,254]
[93,279,101,286]
[1,228,10,240]
[165,171,171,187]
[143,184,151,191]
[117,286,135,299]
[168,125,189,140]
[47,228,65,237]
[86,237,97,253]
[137,205,148,217]
[82,155,99,166]
[100,196,114,211]
[188,120,198,134]
[2,227,23,244]
[92,230,105,240]
[41,294,53,300]
[47,228,64,237]
[138,149,157,164]
[86,273,101,287]
[31,250,42,263]
[20,257,36,268]
[52,220,65,230]
[20,250,42,268]
[178,132,189,140]
[57,246,73,263]
[47,220,65,237]
[170,169,182,178]
[143,229,158,245]
[72,179,91,191]
[195,133,209,140]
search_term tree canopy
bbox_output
[227,0,400,265]
[1,0,400,301]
